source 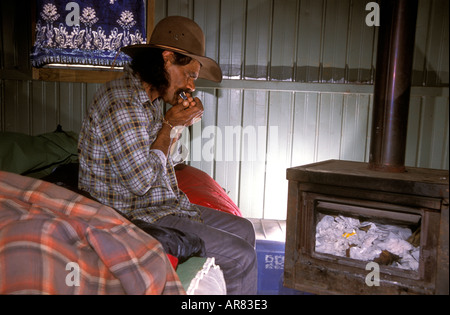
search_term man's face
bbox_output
[162,52,201,105]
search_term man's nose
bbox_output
[186,79,196,92]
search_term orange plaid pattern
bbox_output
[0,171,185,295]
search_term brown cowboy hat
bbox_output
[121,16,222,83]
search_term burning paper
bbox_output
[315,215,419,271]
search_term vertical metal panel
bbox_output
[340,94,371,161]
[270,0,298,81]
[59,82,88,133]
[346,0,376,83]
[218,0,246,79]
[405,95,449,170]
[316,93,344,160]
[2,80,98,135]
[296,0,324,82]
[238,89,269,218]
[263,91,294,219]
[412,0,449,86]
[193,0,221,69]
[412,0,432,86]
[30,81,46,135]
[86,83,101,113]
[405,95,423,167]
[189,87,218,176]
[214,89,244,204]
[166,0,191,16]
[43,81,59,133]
[417,96,449,169]
[244,0,272,80]
[3,80,30,133]
[423,0,449,86]
[321,0,350,83]
[154,0,168,21]
[291,92,320,165]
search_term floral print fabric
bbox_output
[31,0,146,67]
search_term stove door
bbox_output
[285,191,441,295]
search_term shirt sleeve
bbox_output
[98,101,166,196]
[150,149,167,165]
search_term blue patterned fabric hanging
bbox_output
[31,0,146,67]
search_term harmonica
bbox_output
[179,91,188,100]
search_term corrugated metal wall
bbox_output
[1,0,449,219]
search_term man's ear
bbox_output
[162,50,175,64]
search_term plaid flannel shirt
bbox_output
[78,66,201,223]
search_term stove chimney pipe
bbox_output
[368,0,418,173]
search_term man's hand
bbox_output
[178,92,197,109]
[166,94,203,127]
[150,95,203,157]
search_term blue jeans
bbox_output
[156,206,258,295]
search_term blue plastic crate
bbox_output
[255,239,306,295]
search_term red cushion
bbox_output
[166,254,179,270]
[175,164,242,217]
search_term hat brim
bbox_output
[121,44,222,83]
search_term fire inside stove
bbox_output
[313,200,422,273]
[315,214,420,271]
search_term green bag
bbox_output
[0,127,78,178]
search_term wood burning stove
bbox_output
[284,0,449,295]
[284,160,448,294]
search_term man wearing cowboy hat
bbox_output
[78,16,257,295]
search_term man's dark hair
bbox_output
[129,48,193,95]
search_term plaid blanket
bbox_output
[0,171,185,295]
